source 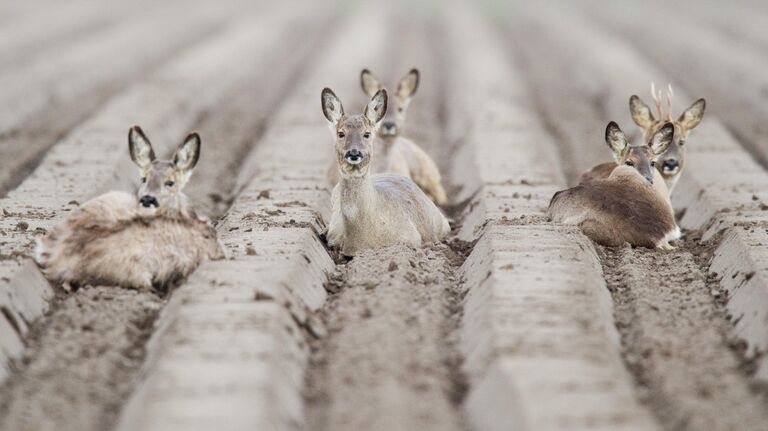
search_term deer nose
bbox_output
[381,121,397,134]
[662,159,679,171]
[344,149,363,164]
[139,195,159,208]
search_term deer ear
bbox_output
[605,121,629,156]
[678,98,705,131]
[364,89,387,125]
[174,132,201,173]
[360,69,382,97]
[629,95,655,129]
[396,68,419,97]
[650,122,674,156]
[128,126,155,170]
[321,88,344,124]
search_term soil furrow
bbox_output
[600,243,768,431]
[306,244,467,431]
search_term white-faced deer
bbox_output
[629,83,705,192]
[549,122,679,249]
[321,87,450,256]
[325,68,447,205]
[35,126,224,290]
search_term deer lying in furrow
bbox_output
[326,68,448,205]
[549,121,680,249]
[35,126,224,290]
[321,87,450,256]
[580,84,705,194]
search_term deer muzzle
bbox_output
[344,149,364,165]
[139,195,159,208]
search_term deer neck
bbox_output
[338,173,377,222]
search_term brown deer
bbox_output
[326,68,447,205]
[549,121,679,249]
[629,83,705,192]
[321,87,450,256]
[580,85,705,195]
[35,126,224,290]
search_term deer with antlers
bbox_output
[580,84,705,195]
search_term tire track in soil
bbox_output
[0,10,329,431]
[303,17,469,431]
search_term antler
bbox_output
[650,82,674,121]
[666,84,674,121]
[651,82,663,119]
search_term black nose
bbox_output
[345,149,362,162]
[663,159,679,170]
[139,195,158,208]
[381,121,396,132]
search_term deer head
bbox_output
[128,126,200,215]
[629,83,705,189]
[321,87,387,179]
[605,121,674,184]
[360,68,419,138]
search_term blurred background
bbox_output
[2,0,767,204]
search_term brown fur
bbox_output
[580,162,673,211]
[552,122,678,249]
[629,85,706,192]
[550,167,678,248]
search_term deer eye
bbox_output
[625,161,634,167]
[165,180,175,187]
[398,107,404,112]
[678,140,685,146]
[141,177,147,183]
[337,131,345,138]
[363,132,371,139]
[651,161,657,167]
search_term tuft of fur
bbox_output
[36,191,223,290]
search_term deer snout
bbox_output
[139,195,159,208]
[380,121,397,136]
[662,158,679,173]
[344,149,364,165]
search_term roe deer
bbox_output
[325,68,448,205]
[35,126,224,290]
[549,121,679,249]
[321,87,450,256]
[629,83,705,192]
